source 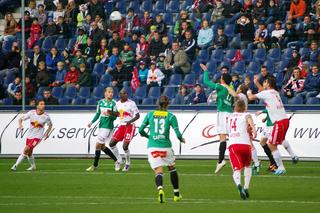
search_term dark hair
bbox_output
[265,76,277,89]
[158,95,170,110]
[43,88,51,93]
[238,84,249,95]
[36,99,45,106]
[261,65,268,70]
[222,73,232,85]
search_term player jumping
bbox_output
[11,100,53,171]
[139,96,185,203]
[86,87,119,172]
[201,63,234,173]
[228,100,257,200]
[109,88,140,172]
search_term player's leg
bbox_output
[110,126,125,170]
[250,143,261,175]
[86,142,103,171]
[229,145,246,200]
[260,137,277,171]
[26,148,36,171]
[215,112,229,173]
[122,125,135,171]
[154,167,165,203]
[243,145,252,199]
[282,139,299,164]
[11,146,29,171]
[168,165,182,202]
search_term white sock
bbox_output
[251,147,260,167]
[124,149,130,165]
[15,154,26,167]
[244,167,252,189]
[232,170,241,186]
[111,145,122,162]
[282,140,295,158]
[272,150,285,170]
[27,155,36,167]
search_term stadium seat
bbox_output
[168,74,182,86]
[263,60,275,73]
[253,48,266,63]
[64,86,77,99]
[275,72,284,89]
[299,48,311,59]
[219,61,232,70]
[232,61,246,74]
[66,38,76,51]
[229,35,241,49]
[210,49,224,62]
[267,48,281,62]
[3,98,13,105]
[167,0,179,13]
[154,0,166,13]
[206,61,217,75]
[51,87,64,99]
[163,12,173,25]
[184,74,196,86]
[306,97,320,104]
[281,48,293,61]
[124,86,133,98]
[72,97,83,105]
[276,60,289,72]
[115,1,126,13]
[191,60,201,74]
[280,93,288,104]
[99,74,112,87]
[225,49,237,61]
[247,61,260,74]
[4,72,16,87]
[134,86,147,100]
[78,87,91,99]
[240,49,252,62]
[197,49,209,63]
[198,74,205,86]
[1,40,13,53]
[148,87,161,99]
[93,63,105,77]
[140,0,152,12]
[41,36,53,53]
[224,24,235,38]
[92,86,104,99]
[55,38,65,52]
[85,97,97,105]
[162,87,176,99]
[288,95,303,104]
[36,87,48,99]
[202,12,211,21]
[171,97,182,105]
[59,98,69,105]
[142,97,155,105]
[128,0,140,13]
[123,81,131,88]
[267,23,275,34]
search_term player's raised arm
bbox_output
[221,83,237,98]
[170,115,185,143]
[253,75,264,92]
[200,63,218,89]
[247,90,258,101]
[139,113,150,138]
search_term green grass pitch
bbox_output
[0,159,320,213]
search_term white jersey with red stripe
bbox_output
[116,99,139,125]
[255,89,287,123]
[228,112,251,147]
[22,110,52,139]
[237,93,248,110]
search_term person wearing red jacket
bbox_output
[62,64,79,88]
[288,0,306,22]
[28,18,42,49]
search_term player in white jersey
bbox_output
[109,88,140,172]
[248,76,289,175]
[228,100,257,200]
[222,84,261,175]
[11,100,53,171]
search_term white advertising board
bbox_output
[0,111,319,158]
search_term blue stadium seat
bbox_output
[154,0,166,13]
[184,74,196,86]
[206,61,217,75]
[232,61,246,74]
[64,86,77,99]
[171,97,182,105]
[280,94,288,104]
[225,49,236,61]
[148,87,161,99]
[51,87,64,99]
[267,23,275,34]
[72,97,83,105]
[4,72,16,87]
[78,87,91,99]
[2,40,13,53]
[59,98,69,105]
[112,86,119,100]
[55,38,65,52]
[219,61,232,70]
[224,24,235,38]
[36,87,48,99]
[240,49,252,62]
[100,74,112,87]
[253,48,266,63]
[247,61,260,74]
[210,49,224,62]
[93,63,105,77]
[66,38,76,51]
[115,1,126,13]
[124,86,133,98]
[134,86,147,100]
[191,60,201,74]
[162,87,176,99]
[275,72,284,89]
[140,0,152,12]
[306,97,320,104]
[3,98,13,105]
[92,86,104,99]
[263,60,275,73]
[267,48,281,62]
[281,48,293,60]
[167,0,179,13]
[142,97,155,105]
[123,81,131,88]
[299,48,311,59]
[198,74,205,86]
[163,12,173,25]
[168,74,182,86]
[197,49,209,63]
[276,60,289,72]
[229,35,241,49]
[128,0,140,13]
[202,12,211,21]
[85,97,97,105]
[288,95,303,104]
[41,36,53,53]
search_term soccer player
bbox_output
[200,63,234,173]
[11,100,53,171]
[109,88,140,172]
[86,87,119,172]
[139,96,185,203]
[247,76,289,175]
[228,100,257,200]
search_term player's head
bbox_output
[158,95,170,110]
[220,73,232,85]
[104,87,114,100]
[36,99,45,111]
[119,88,128,102]
[263,76,277,90]
[234,100,246,113]
[237,84,249,95]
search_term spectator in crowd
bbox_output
[43,18,57,37]
[156,53,166,74]
[177,20,192,42]
[0,43,20,78]
[0,12,17,42]
[161,35,171,57]
[140,11,153,34]
[136,34,149,61]
[26,0,38,19]
[181,30,196,61]
[95,38,108,63]
[197,20,213,49]
[214,66,229,82]
[253,22,268,49]
[231,73,241,91]
[301,15,315,41]
[108,31,124,55]
[243,75,257,95]
[252,0,266,24]
[83,37,96,62]
[187,84,207,105]
[16,11,32,39]
[119,42,135,72]
[75,63,91,89]
[46,47,63,73]
[124,7,140,36]
[71,49,86,69]
[303,41,320,63]
[174,10,193,36]
[283,67,305,98]
[77,3,88,28]
[29,45,46,71]
[53,2,65,24]
[138,61,148,86]
[148,31,163,58]
[73,27,88,54]
[146,61,164,90]
[28,18,42,49]
[25,76,35,99]
[88,0,105,20]
[154,14,167,36]
[211,0,225,23]
[300,65,320,99]
[164,41,191,76]
[37,4,47,27]
[288,0,307,22]
[266,0,279,24]
[61,48,72,66]
[270,20,285,48]
[222,0,242,19]
[110,61,132,90]
[243,0,254,13]
[44,0,56,12]
[50,61,66,87]
[90,21,106,50]
[95,14,106,31]
[63,64,79,88]
[29,98,36,106]
[211,26,228,50]
[235,14,255,49]
[65,0,78,34]
[129,32,139,51]
[36,61,50,88]
[106,47,120,73]
[0,0,20,17]
[175,84,190,105]
[43,88,59,105]
[258,65,273,85]
[7,76,22,97]
[56,16,70,38]
[13,91,22,105]
[283,20,298,46]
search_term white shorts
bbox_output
[148,148,175,170]
[217,112,231,134]
[97,128,113,144]
[261,126,272,139]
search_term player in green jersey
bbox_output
[139,96,185,203]
[86,87,120,172]
[200,63,234,173]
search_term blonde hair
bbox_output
[104,87,113,92]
